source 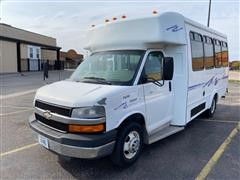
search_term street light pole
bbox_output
[207,0,212,27]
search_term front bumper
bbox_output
[29,115,117,159]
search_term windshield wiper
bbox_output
[83,77,112,85]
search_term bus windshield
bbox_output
[70,50,145,85]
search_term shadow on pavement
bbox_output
[57,101,239,179]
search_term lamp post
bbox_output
[207,0,212,27]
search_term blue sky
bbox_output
[0,0,239,60]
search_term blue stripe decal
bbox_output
[188,83,205,91]
[188,75,228,91]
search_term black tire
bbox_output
[111,122,143,167]
[206,96,217,118]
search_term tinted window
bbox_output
[204,36,214,69]
[190,32,204,71]
[144,51,163,81]
[222,42,228,67]
[214,39,222,67]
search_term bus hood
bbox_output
[35,80,126,107]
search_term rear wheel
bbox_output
[206,96,217,117]
[111,122,143,167]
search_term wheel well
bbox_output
[118,113,148,143]
[119,113,145,128]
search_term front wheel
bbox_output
[111,122,143,167]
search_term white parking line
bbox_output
[0,109,33,116]
[0,105,32,110]
[0,89,37,100]
[196,122,240,180]
[198,119,239,124]
[0,143,38,157]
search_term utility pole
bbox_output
[207,0,212,27]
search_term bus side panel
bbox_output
[185,23,228,123]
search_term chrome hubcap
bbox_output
[123,131,140,159]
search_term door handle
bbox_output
[169,82,172,92]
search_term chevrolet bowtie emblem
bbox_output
[43,110,52,119]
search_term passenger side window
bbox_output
[214,39,222,67]
[144,51,163,81]
[190,32,204,71]
[221,42,228,67]
[204,36,214,69]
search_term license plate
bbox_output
[38,135,49,149]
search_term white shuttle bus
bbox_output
[29,12,229,166]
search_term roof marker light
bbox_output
[152,10,158,14]
[113,17,117,21]
[105,19,109,23]
[122,15,126,19]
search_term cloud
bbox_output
[52,11,65,20]
[1,1,239,59]
[212,16,239,60]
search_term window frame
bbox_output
[213,39,222,68]
[190,31,204,71]
[221,41,228,67]
[203,35,215,69]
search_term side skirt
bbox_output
[191,102,206,118]
[147,125,184,144]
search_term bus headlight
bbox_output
[71,106,105,119]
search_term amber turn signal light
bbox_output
[68,123,105,133]
[152,10,158,14]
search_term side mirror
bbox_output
[163,57,174,80]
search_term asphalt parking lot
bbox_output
[0,71,239,179]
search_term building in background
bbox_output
[0,23,61,73]
[60,49,83,69]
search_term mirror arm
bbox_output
[157,79,164,87]
[148,78,164,87]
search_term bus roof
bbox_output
[84,12,227,52]
[184,17,226,39]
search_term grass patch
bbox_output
[229,79,240,84]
